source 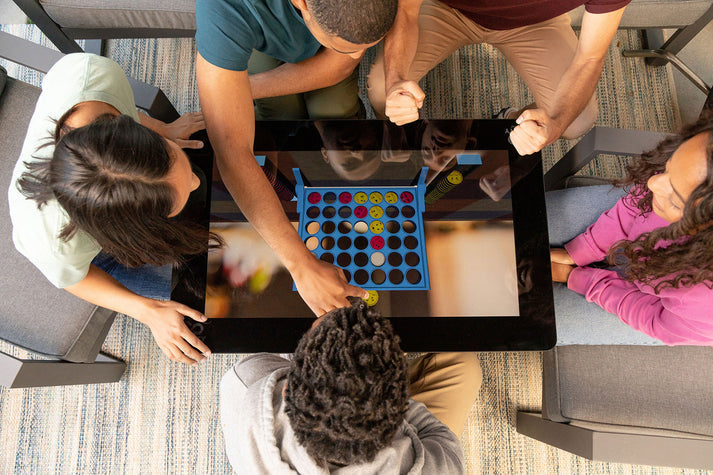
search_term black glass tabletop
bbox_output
[173,119,555,352]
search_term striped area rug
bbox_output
[1,23,706,475]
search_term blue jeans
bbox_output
[92,252,172,301]
[546,185,664,345]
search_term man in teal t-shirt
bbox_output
[195,0,397,316]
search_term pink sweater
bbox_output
[564,196,713,346]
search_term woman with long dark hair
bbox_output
[547,117,713,345]
[9,53,217,364]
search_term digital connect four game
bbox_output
[294,167,431,302]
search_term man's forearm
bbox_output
[249,50,359,100]
[214,145,312,271]
[547,57,604,134]
[384,0,423,90]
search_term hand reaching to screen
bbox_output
[385,80,425,126]
[292,255,369,317]
[163,111,206,149]
[140,299,211,365]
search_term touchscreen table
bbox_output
[173,119,555,353]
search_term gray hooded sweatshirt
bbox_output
[220,354,465,475]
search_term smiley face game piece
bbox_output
[293,167,431,291]
[364,290,379,306]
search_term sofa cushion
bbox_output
[41,0,196,31]
[0,77,113,361]
[569,0,712,28]
[556,345,713,437]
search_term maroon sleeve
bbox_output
[584,0,632,14]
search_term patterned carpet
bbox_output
[1,23,708,475]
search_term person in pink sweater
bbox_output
[547,118,713,346]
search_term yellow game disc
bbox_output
[447,170,464,185]
[370,220,384,234]
[369,206,383,219]
[369,191,383,204]
[384,191,398,204]
[364,290,379,306]
[354,192,368,204]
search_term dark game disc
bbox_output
[385,221,400,233]
[321,236,335,250]
[388,269,404,284]
[337,252,351,267]
[354,236,368,250]
[307,206,320,218]
[338,236,352,250]
[405,252,420,266]
[354,269,369,285]
[338,221,352,233]
[388,252,403,266]
[338,206,352,218]
[354,252,369,267]
[371,269,386,285]
[322,206,336,219]
[322,221,336,234]
[406,269,422,284]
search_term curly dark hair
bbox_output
[609,115,713,292]
[17,113,221,268]
[306,0,397,44]
[284,301,409,466]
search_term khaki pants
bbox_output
[248,50,361,120]
[367,0,597,139]
[409,352,482,437]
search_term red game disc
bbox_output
[400,191,414,203]
[370,236,385,250]
[308,192,321,204]
[354,205,368,218]
[339,192,352,203]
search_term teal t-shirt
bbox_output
[196,0,322,71]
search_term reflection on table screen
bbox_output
[204,220,519,318]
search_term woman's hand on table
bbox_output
[550,248,575,283]
[550,247,575,265]
[291,254,369,317]
[163,112,206,149]
[138,299,212,365]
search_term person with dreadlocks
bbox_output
[219,300,481,473]
[547,116,713,345]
